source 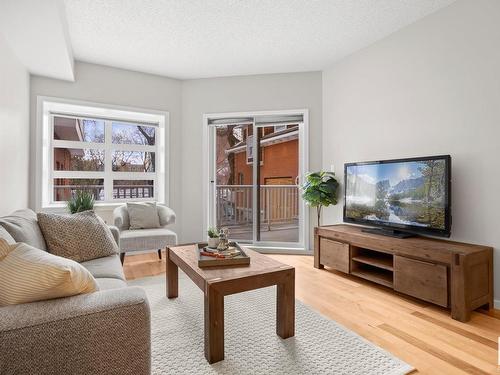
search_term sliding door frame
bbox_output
[202,109,309,252]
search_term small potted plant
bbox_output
[207,227,220,248]
[67,190,95,214]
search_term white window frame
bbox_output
[36,97,169,210]
[203,109,309,253]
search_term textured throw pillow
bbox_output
[127,202,161,230]
[0,209,47,250]
[0,239,98,306]
[37,211,119,262]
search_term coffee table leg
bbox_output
[166,248,178,298]
[204,286,224,363]
[276,269,295,339]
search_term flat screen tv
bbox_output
[343,155,451,238]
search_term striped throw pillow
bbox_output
[0,239,98,306]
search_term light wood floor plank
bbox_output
[412,311,497,349]
[378,324,491,375]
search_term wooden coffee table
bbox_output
[166,244,295,364]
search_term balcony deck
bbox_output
[216,184,299,243]
[225,220,299,243]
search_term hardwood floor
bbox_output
[124,251,500,374]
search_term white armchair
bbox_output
[113,204,177,263]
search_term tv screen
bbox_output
[343,155,451,237]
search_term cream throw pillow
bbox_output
[0,239,98,306]
[127,202,161,229]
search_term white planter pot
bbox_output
[208,237,220,249]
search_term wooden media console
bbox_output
[314,225,494,322]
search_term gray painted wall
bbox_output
[29,62,183,231]
[0,34,29,216]
[28,64,322,249]
[322,0,500,302]
[181,72,323,248]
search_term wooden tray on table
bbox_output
[197,242,251,268]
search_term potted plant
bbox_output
[301,171,339,227]
[67,190,95,214]
[207,227,220,248]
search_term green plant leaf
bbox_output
[207,227,219,238]
[67,190,95,214]
[300,170,339,213]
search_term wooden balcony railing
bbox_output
[113,185,154,199]
[216,185,299,229]
[54,185,154,201]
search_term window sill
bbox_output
[41,201,165,213]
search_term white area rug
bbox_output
[129,274,413,375]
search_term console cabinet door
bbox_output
[319,238,350,273]
[394,256,448,307]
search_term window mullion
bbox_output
[104,120,113,202]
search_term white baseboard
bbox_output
[495,299,500,310]
[251,248,313,256]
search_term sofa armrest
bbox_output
[0,287,150,374]
[113,205,129,231]
[108,224,120,247]
[158,205,176,226]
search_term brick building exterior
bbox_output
[226,125,299,186]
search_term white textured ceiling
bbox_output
[65,0,455,79]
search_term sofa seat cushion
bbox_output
[95,277,127,290]
[120,228,177,252]
[80,255,125,281]
[0,209,47,250]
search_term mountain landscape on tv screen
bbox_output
[345,160,446,230]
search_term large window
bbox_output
[37,98,167,208]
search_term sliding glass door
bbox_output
[207,111,307,249]
[213,122,254,242]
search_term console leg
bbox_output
[314,231,323,269]
[451,253,471,322]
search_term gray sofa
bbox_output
[0,209,151,375]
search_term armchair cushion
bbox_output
[38,211,119,262]
[120,228,177,252]
[127,202,161,229]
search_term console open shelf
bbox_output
[351,264,394,288]
[351,247,394,271]
[350,247,394,287]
